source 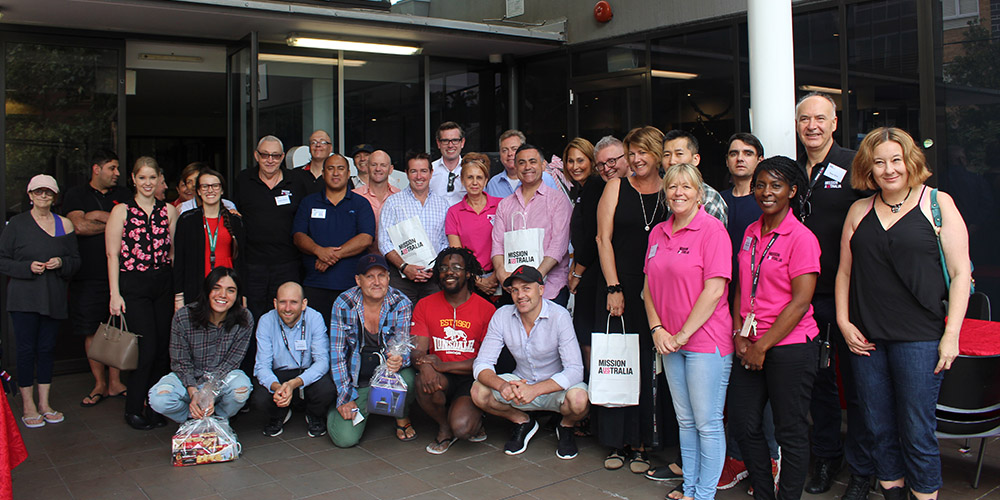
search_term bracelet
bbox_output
[571,272,583,279]
[606,283,623,294]
[400,263,409,273]
[650,325,663,336]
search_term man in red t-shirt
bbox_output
[412,247,497,454]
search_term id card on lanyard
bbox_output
[278,317,307,367]
[204,217,220,268]
[739,233,779,338]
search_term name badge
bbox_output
[647,243,658,259]
[742,236,753,252]
[311,208,326,219]
[275,194,291,206]
[294,339,308,351]
[824,163,847,183]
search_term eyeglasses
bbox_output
[437,264,466,273]
[447,171,458,192]
[29,189,55,198]
[310,140,332,147]
[199,183,222,192]
[438,138,463,145]
[597,153,625,170]
[257,151,283,160]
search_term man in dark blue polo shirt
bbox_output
[293,153,376,326]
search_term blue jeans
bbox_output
[148,370,252,423]
[665,348,733,500]
[851,340,943,494]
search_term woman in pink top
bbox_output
[643,164,732,499]
[446,153,501,301]
[729,156,821,499]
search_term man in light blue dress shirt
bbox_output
[253,282,335,438]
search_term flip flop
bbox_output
[80,393,106,407]
[42,411,64,424]
[109,390,127,398]
[395,422,417,442]
[604,449,626,470]
[666,483,685,500]
[468,428,488,443]
[425,436,458,454]
[21,415,45,428]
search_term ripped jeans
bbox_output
[148,370,252,423]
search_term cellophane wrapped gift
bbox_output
[171,373,242,466]
[367,332,412,418]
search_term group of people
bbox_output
[0,93,970,500]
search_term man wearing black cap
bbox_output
[349,143,374,187]
[327,253,417,447]
[471,265,589,459]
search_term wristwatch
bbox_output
[400,263,409,273]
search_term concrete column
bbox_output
[748,0,797,158]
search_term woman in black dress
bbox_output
[595,126,668,472]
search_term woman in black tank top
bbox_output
[834,128,971,500]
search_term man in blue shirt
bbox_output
[485,129,560,199]
[293,154,376,326]
[253,282,334,438]
[471,265,589,460]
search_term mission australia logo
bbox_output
[399,237,423,256]
[596,358,634,375]
[507,250,537,266]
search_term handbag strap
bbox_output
[105,314,129,332]
[930,188,943,233]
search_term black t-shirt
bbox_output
[232,167,308,265]
[797,143,868,295]
[61,184,131,282]
[293,164,355,194]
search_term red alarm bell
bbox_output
[594,1,613,23]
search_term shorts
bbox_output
[442,372,475,404]
[490,373,588,412]
[68,280,111,336]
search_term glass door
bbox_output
[571,73,647,143]
[227,32,258,178]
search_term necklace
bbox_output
[638,188,662,232]
[879,187,912,213]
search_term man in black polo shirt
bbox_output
[62,149,132,408]
[233,135,308,373]
[294,129,334,194]
[795,92,874,499]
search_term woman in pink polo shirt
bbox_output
[446,153,501,301]
[643,163,733,499]
[729,156,821,499]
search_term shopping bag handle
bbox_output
[604,314,627,335]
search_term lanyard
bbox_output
[204,216,220,268]
[749,233,780,312]
[278,316,306,367]
[800,163,828,221]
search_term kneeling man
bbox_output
[471,265,589,459]
[413,248,495,454]
[253,282,335,438]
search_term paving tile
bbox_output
[256,454,325,480]
[309,445,375,468]
[358,472,435,500]
[335,457,404,484]
[458,451,531,475]
[141,475,217,500]
[10,478,71,500]
[285,435,337,454]
[535,455,604,477]
[380,440,493,472]
[126,462,204,488]
[11,450,52,475]
[45,441,113,468]
[408,462,484,489]
[116,447,174,472]
[576,468,650,493]
[444,476,521,500]
[310,485,379,499]
[220,481,295,500]
[199,464,275,492]
[57,457,126,483]
[64,471,148,500]
[277,468,353,497]
[358,433,429,458]
[242,440,304,465]
[492,463,570,491]
[528,479,621,499]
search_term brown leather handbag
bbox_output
[87,315,141,370]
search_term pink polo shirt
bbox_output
[737,212,821,346]
[445,194,501,271]
[491,182,572,300]
[354,183,401,252]
[644,207,733,356]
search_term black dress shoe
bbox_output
[145,408,167,428]
[125,413,154,430]
[804,456,843,494]
[842,475,872,500]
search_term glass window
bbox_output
[5,42,119,218]
[572,43,646,77]
[519,54,568,161]
[257,49,337,162]
[344,53,423,165]
[429,59,506,155]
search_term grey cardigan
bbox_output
[0,212,81,318]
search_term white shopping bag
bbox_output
[503,212,545,273]
[387,216,436,268]
[588,315,640,407]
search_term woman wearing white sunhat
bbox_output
[0,174,80,428]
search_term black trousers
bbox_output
[244,260,302,374]
[253,368,336,420]
[121,269,173,415]
[808,295,875,475]
[728,339,818,500]
[388,269,439,307]
[302,286,344,330]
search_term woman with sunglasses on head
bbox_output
[728,156,821,499]
[106,156,179,430]
[835,128,970,500]
[446,153,502,301]
[173,168,246,308]
[0,175,80,428]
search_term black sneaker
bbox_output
[263,409,292,437]
[555,425,578,459]
[504,418,538,455]
[305,414,327,438]
[842,475,872,500]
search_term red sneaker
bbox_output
[717,456,749,489]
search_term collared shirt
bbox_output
[378,187,450,260]
[61,184,131,281]
[491,182,572,299]
[737,212,821,347]
[233,167,307,264]
[292,190,376,290]
[329,286,412,407]
[253,306,330,391]
[430,158,466,207]
[644,207,733,355]
[484,171,561,200]
[666,183,729,227]
[169,305,255,388]
[178,198,237,215]
[473,300,583,390]
[353,183,401,253]
[445,194,501,271]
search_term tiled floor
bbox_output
[9,372,1000,499]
